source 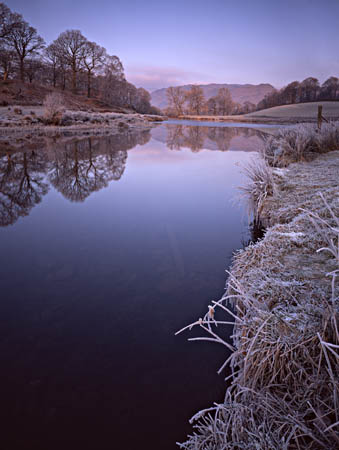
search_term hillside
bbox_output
[178,101,339,124]
[151,83,275,110]
[245,101,339,119]
[0,79,134,113]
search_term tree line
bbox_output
[0,2,159,114]
[166,77,339,117]
[165,85,257,117]
[257,77,339,110]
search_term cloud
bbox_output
[125,65,213,92]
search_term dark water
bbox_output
[0,123,262,450]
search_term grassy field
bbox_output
[247,101,339,118]
[179,101,339,124]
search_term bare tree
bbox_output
[98,54,126,106]
[282,81,300,104]
[207,96,217,115]
[242,101,256,114]
[6,16,45,81]
[52,30,87,92]
[166,86,186,116]
[0,41,16,80]
[185,85,205,115]
[82,41,106,97]
[320,77,339,100]
[44,42,62,87]
[25,57,44,83]
[0,2,19,39]
[300,77,319,102]
[215,87,234,115]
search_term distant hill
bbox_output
[151,83,275,110]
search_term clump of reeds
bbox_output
[177,195,339,449]
[262,121,339,167]
[239,158,274,220]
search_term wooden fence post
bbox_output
[318,105,323,129]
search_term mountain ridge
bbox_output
[151,83,275,110]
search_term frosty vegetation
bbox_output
[177,125,339,448]
[43,92,65,125]
[262,121,339,167]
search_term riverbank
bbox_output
[0,106,165,150]
[178,124,339,448]
[178,101,339,125]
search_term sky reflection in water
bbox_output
[0,123,263,450]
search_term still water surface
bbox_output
[0,122,262,449]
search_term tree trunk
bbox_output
[20,58,24,82]
[87,71,91,98]
[72,62,77,92]
[3,70,8,81]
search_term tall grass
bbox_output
[239,158,274,220]
[177,195,339,449]
[262,121,339,167]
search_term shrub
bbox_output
[42,92,65,125]
[262,122,339,167]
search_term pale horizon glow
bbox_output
[5,0,339,92]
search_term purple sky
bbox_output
[6,0,339,91]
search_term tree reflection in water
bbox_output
[0,150,49,226]
[165,124,264,152]
[0,130,151,225]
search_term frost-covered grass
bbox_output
[177,197,339,449]
[239,158,274,220]
[177,151,339,449]
[262,121,339,167]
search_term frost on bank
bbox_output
[177,124,339,449]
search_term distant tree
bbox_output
[299,77,319,102]
[242,101,256,114]
[185,85,205,115]
[281,81,300,104]
[232,102,242,115]
[256,89,281,110]
[166,86,186,116]
[320,77,339,100]
[52,30,87,92]
[5,16,45,81]
[207,96,217,115]
[133,88,152,113]
[215,87,234,115]
[82,41,106,97]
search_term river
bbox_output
[0,121,265,449]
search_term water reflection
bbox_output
[0,124,266,227]
[47,138,128,202]
[155,124,265,152]
[0,151,49,226]
[0,130,151,225]
[0,123,259,450]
